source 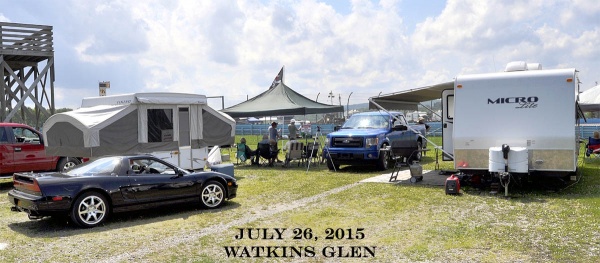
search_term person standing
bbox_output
[268,122,282,163]
[288,119,298,139]
[284,119,299,151]
[269,122,280,142]
[418,117,430,131]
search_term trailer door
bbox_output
[442,89,454,161]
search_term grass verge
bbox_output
[0,137,598,262]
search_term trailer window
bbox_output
[147,109,174,142]
[446,95,454,120]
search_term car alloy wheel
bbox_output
[58,157,81,172]
[71,192,108,227]
[201,181,225,208]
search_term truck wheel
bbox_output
[326,159,339,170]
[70,191,109,228]
[57,157,81,172]
[410,141,423,162]
[376,150,389,171]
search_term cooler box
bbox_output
[211,163,235,178]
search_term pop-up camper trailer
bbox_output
[370,62,581,195]
[43,93,235,170]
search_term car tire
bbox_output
[57,157,81,172]
[70,191,109,228]
[376,149,389,171]
[326,159,339,170]
[410,141,423,163]
[200,181,225,209]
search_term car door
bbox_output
[387,114,413,142]
[126,157,197,203]
[0,127,14,174]
[11,126,55,172]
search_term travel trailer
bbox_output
[43,93,235,170]
[371,62,581,195]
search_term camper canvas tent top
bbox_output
[43,92,235,170]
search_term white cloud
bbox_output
[0,13,9,22]
[2,0,600,110]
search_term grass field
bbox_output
[0,137,599,262]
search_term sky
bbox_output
[2,0,600,111]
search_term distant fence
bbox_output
[235,124,336,137]
[235,121,600,139]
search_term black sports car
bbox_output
[8,155,238,227]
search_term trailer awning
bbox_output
[369,81,454,110]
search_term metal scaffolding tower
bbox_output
[1,22,55,129]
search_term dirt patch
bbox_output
[361,169,448,186]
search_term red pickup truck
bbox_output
[0,123,82,177]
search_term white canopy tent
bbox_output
[579,84,600,112]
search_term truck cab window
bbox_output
[12,127,41,144]
[0,128,8,143]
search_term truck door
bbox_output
[0,127,14,174]
[442,89,454,161]
[11,126,54,172]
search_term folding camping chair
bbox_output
[585,137,600,159]
[236,143,248,164]
[257,143,278,166]
[303,142,320,165]
[283,142,304,168]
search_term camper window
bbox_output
[446,95,454,119]
[147,109,174,142]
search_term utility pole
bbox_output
[346,92,353,119]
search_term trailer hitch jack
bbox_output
[501,144,511,197]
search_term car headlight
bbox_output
[365,138,378,148]
[325,138,330,145]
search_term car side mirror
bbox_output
[334,125,341,131]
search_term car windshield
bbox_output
[130,158,188,175]
[66,157,122,176]
[341,115,389,129]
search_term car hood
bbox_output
[329,128,388,137]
